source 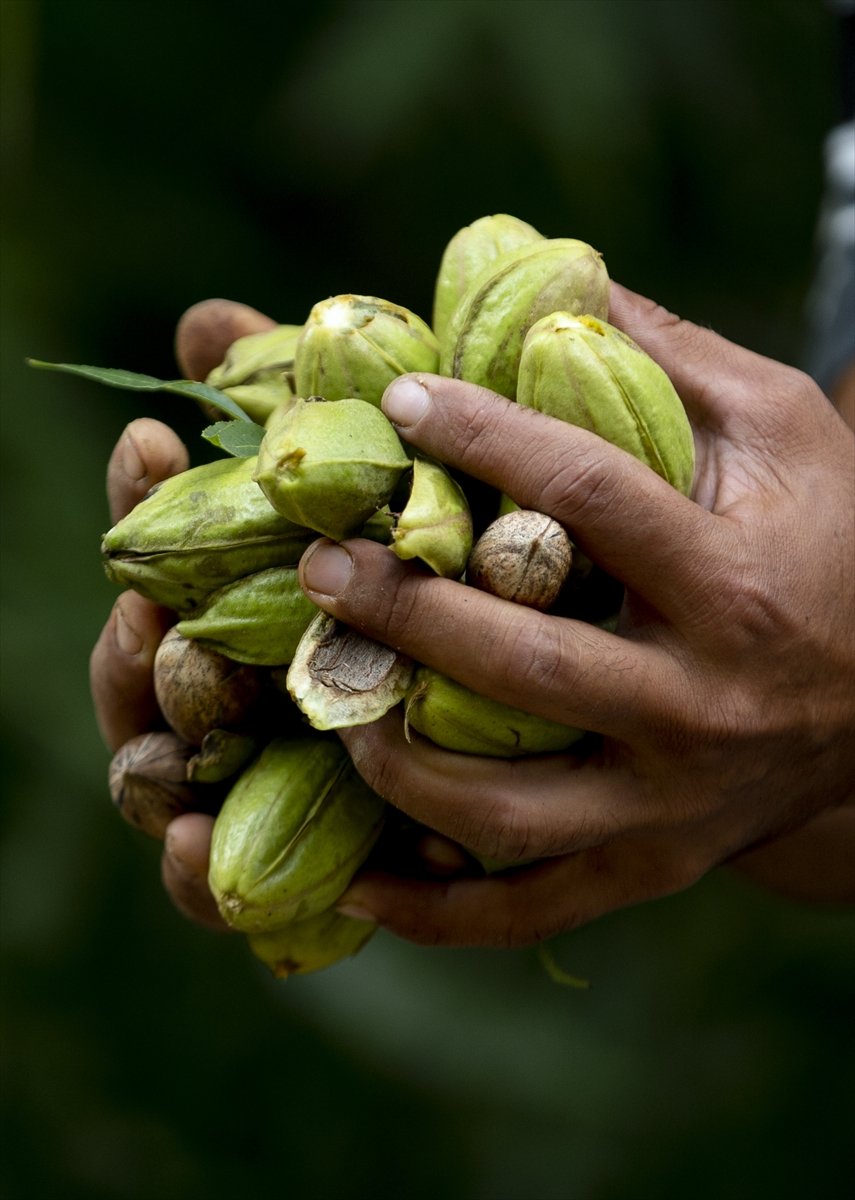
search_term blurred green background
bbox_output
[2,1,854,1197]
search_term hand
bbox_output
[89,300,476,930]
[281,282,855,946]
[90,290,855,943]
[89,300,277,932]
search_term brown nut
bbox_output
[153,627,264,745]
[109,731,200,839]
[465,509,572,611]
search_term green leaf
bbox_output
[162,380,255,423]
[201,420,266,457]
[25,359,255,423]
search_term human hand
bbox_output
[278,282,855,946]
[90,289,855,943]
[89,299,475,932]
[89,300,277,931]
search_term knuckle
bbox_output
[500,894,575,948]
[488,609,562,695]
[340,726,402,805]
[539,444,628,533]
[377,574,429,652]
[657,842,710,896]
[459,793,535,865]
[443,385,516,467]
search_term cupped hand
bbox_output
[282,282,855,946]
[89,299,474,931]
[89,299,277,931]
[90,289,855,946]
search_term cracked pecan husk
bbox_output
[391,456,473,579]
[294,294,439,408]
[253,396,412,541]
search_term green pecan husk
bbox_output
[175,566,319,666]
[439,238,610,401]
[254,396,413,541]
[208,736,386,933]
[404,666,586,759]
[247,906,376,978]
[101,455,317,613]
[516,312,695,495]
[205,324,302,425]
[431,213,544,345]
[294,294,439,408]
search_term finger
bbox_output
[300,537,684,740]
[413,833,477,877]
[339,713,646,862]
[107,417,189,524]
[378,372,722,617]
[366,818,479,879]
[161,813,229,932]
[90,591,175,752]
[174,298,277,381]
[337,831,706,948]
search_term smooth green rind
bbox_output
[294,294,439,408]
[101,455,317,613]
[431,214,544,345]
[206,325,302,389]
[187,730,259,783]
[496,493,520,517]
[247,907,376,978]
[176,567,318,666]
[405,667,585,758]
[209,737,386,932]
[254,397,413,541]
[391,457,473,578]
[517,313,695,495]
[439,238,610,401]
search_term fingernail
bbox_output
[163,826,187,870]
[382,377,430,427]
[416,834,471,875]
[120,429,146,482]
[301,541,353,597]
[114,597,143,655]
[336,902,376,924]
